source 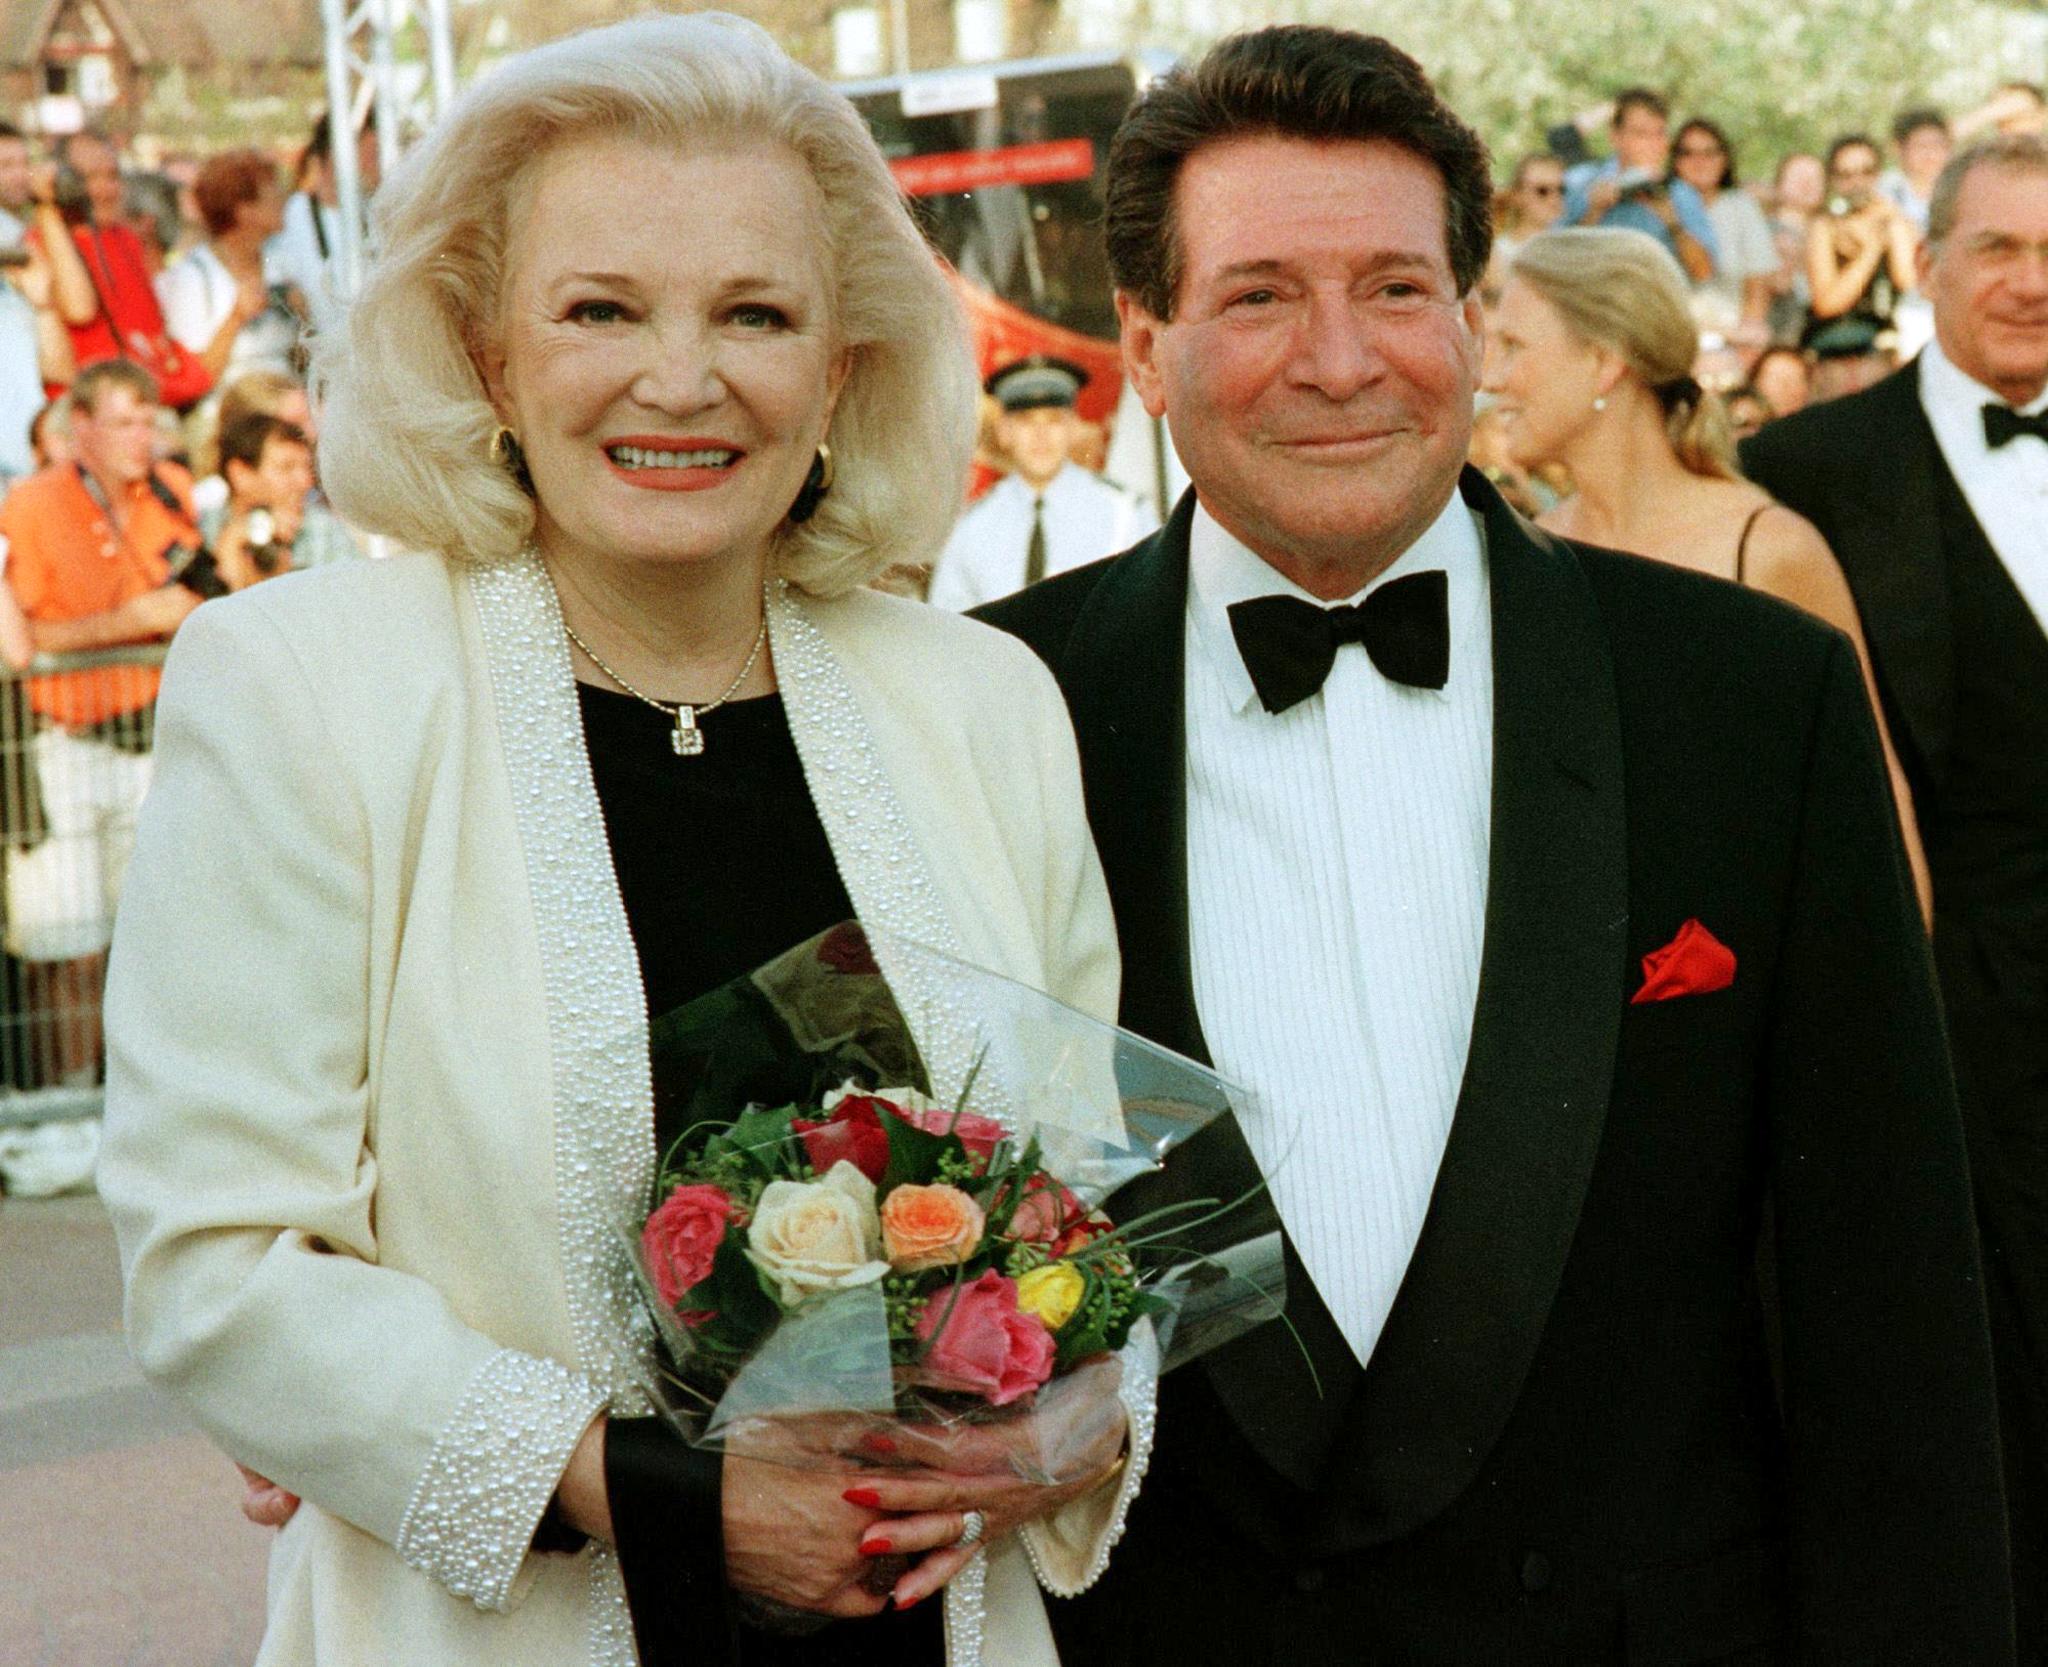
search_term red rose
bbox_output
[816,923,880,977]
[915,1269,1057,1406]
[904,1104,1008,1161]
[643,1183,736,1312]
[792,1096,892,1183]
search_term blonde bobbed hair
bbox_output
[1508,227,1737,481]
[315,12,976,593]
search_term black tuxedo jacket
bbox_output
[979,470,2012,1664]
[1738,359,1958,797]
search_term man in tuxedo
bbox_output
[982,27,2013,1663]
[1742,134,2048,1663]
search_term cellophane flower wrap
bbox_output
[617,921,1287,1487]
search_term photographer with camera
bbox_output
[41,132,211,412]
[1563,88,1717,281]
[1802,133,1918,395]
[156,150,300,398]
[199,411,358,590]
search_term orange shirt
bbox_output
[0,463,197,725]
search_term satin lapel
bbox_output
[1819,362,1955,787]
[1319,473,1629,1547]
[1055,491,1206,1063]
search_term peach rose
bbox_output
[880,1182,986,1272]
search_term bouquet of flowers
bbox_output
[620,922,1286,1488]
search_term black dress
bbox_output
[577,683,944,1667]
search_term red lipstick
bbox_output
[602,434,746,492]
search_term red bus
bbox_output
[843,51,1184,513]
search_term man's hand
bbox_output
[236,1463,299,1528]
[1582,177,1622,222]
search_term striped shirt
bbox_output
[1184,491,1492,1367]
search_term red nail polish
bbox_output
[861,1538,893,1556]
[895,1588,925,1609]
[842,1487,882,1508]
[860,1433,899,1454]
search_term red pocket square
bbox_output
[1630,918,1736,1005]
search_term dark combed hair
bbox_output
[1892,106,1949,146]
[1103,26,1495,319]
[1612,87,1671,127]
[220,412,310,474]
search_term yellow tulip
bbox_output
[1015,1261,1086,1331]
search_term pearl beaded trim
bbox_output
[394,1351,608,1611]
[470,553,656,1663]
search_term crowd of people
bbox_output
[0,116,368,1193]
[1471,79,2048,505]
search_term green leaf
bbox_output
[720,1103,802,1176]
[879,1112,960,1192]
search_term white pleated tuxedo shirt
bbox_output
[1185,491,1493,1367]
[1919,337,2048,634]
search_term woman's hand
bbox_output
[722,1453,896,1619]
[842,1441,1126,1611]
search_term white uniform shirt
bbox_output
[929,461,1159,611]
[154,243,298,383]
[1919,337,2048,634]
[1185,492,1493,1367]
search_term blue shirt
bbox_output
[1563,159,1720,268]
[0,283,42,488]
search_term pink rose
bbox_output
[643,1183,736,1313]
[915,1269,1056,1406]
[1008,1175,1087,1245]
[904,1104,1008,1161]
[792,1097,892,1184]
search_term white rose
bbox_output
[823,1080,943,1117]
[745,1160,890,1308]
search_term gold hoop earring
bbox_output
[788,443,834,524]
[491,425,534,496]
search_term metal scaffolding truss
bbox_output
[316,0,459,301]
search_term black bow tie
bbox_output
[1982,403,2048,448]
[1227,571,1450,714]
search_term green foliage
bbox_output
[878,1114,963,1193]
[1113,0,2040,175]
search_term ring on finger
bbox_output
[951,1509,986,1550]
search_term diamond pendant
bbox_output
[672,706,705,756]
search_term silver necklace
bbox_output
[561,605,769,758]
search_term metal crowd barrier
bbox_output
[0,644,166,1129]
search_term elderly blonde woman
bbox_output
[96,15,1146,1667]
[1482,226,1930,920]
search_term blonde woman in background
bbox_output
[1485,226,1931,919]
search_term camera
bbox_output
[50,161,90,224]
[1615,166,1665,201]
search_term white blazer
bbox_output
[98,551,1149,1667]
